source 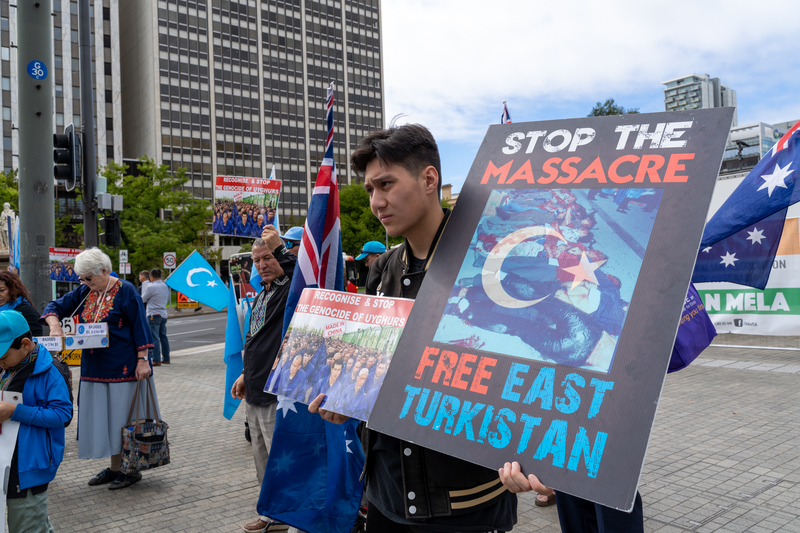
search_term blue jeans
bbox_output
[556,491,643,533]
[148,315,170,363]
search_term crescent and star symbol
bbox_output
[481,225,611,308]
[482,226,567,309]
[186,267,218,288]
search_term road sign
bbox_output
[121,263,131,275]
[163,252,177,269]
[177,292,199,309]
[27,60,47,80]
[119,249,128,264]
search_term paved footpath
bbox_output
[46,338,800,533]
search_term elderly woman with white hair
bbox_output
[41,247,158,490]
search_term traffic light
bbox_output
[99,214,121,248]
[53,123,81,191]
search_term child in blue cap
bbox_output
[0,310,71,532]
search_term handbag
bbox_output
[120,379,171,474]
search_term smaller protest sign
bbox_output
[49,247,82,282]
[229,253,257,302]
[265,288,414,422]
[213,175,281,238]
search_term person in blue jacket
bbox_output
[220,211,234,235]
[0,310,72,532]
[235,213,251,237]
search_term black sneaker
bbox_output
[88,468,118,486]
[108,471,142,490]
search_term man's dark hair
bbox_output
[351,124,442,199]
[150,268,162,279]
[10,331,32,350]
[332,359,344,369]
[139,270,151,279]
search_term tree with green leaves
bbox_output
[588,98,640,117]
[339,182,402,256]
[99,157,213,276]
[0,169,18,210]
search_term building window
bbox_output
[2,108,9,121]
[105,89,112,103]
[107,145,114,159]
[54,27,62,40]
[56,113,64,126]
[70,2,77,15]
[74,115,80,125]
[103,34,111,48]
[72,58,79,71]
[71,30,78,43]
[2,17,9,31]
[54,56,62,69]
[73,86,80,99]
[1,48,8,61]
[1,78,9,91]
[3,138,10,151]
[103,7,110,20]
[104,62,112,75]
[106,117,113,131]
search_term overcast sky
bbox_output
[379,0,800,192]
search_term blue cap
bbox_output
[355,241,386,261]
[281,226,304,242]
[0,311,30,356]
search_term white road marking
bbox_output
[168,327,216,337]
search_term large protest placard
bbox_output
[213,176,281,238]
[49,247,82,282]
[368,109,734,510]
[697,217,800,335]
[265,288,413,421]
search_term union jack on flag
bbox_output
[501,100,512,124]
[260,83,363,533]
[289,81,345,319]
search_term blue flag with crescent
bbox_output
[165,251,228,311]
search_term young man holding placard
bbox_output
[311,125,529,532]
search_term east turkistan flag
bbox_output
[165,251,227,311]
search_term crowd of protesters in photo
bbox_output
[213,200,277,237]
[269,330,390,420]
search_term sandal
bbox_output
[88,468,118,486]
[535,493,556,507]
[108,471,142,490]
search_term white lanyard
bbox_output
[70,277,116,323]
[94,278,114,323]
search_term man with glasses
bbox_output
[280,226,304,256]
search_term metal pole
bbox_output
[79,0,97,247]
[17,0,55,311]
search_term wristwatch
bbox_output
[138,354,149,361]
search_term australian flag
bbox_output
[501,100,512,124]
[693,122,800,289]
[258,82,365,533]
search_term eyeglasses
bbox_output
[78,275,93,283]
